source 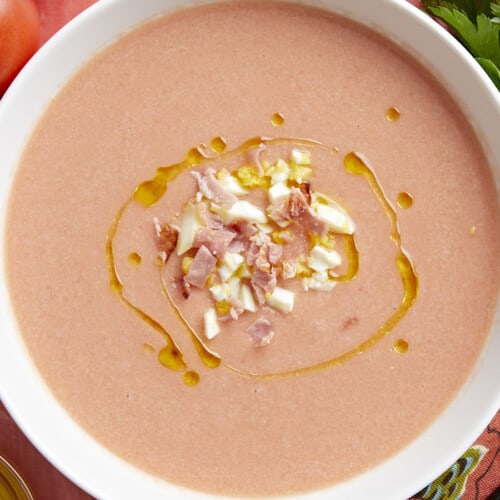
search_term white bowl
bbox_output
[0,1,498,499]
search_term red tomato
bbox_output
[0,0,40,95]
[34,0,97,45]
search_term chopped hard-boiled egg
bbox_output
[302,271,337,292]
[218,174,249,196]
[308,245,342,272]
[209,283,231,302]
[239,283,257,312]
[176,203,203,255]
[204,308,220,340]
[310,192,355,234]
[269,159,290,185]
[227,277,241,299]
[290,149,312,165]
[212,200,267,224]
[268,182,291,205]
[229,200,267,223]
[218,252,244,281]
[267,286,295,313]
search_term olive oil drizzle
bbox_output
[108,135,417,382]
[225,152,418,380]
[344,152,403,246]
[331,234,359,283]
[159,271,221,369]
[105,199,186,371]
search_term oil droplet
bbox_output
[143,342,155,353]
[397,192,413,209]
[210,136,227,154]
[185,147,205,167]
[128,252,142,266]
[155,255,164,267]
[386,106,401,122]
[469,225,476,235]
[158,345,186,371]
[183,371,200,386]
[271,112,285,127]
[393,339,409,353]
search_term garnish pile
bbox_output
[422,0,500,89]
[154,149,355,347]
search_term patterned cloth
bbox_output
[409,411,500,500]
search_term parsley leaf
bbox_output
[477,56,500,86]
[422,0,500,90]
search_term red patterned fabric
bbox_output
[409,412,499,500]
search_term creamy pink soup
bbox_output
[5,1,499,496]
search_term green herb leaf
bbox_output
[422,1,500,90]
[476,56,500,87]
[422,0,491,20]
[491,3,500,16]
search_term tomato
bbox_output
[34,0,97,45]
[0,0,40,95]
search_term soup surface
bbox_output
[5,1,499,496]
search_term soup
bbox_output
[5,1,499,496]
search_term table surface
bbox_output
[0,0,499,499]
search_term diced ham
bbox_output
[303,209,329,236]
[281,257,298,279]
[229,220,257,238]
[193,227,235,257]
[153,217,178,262]
[267,188,328,236]
[251,285,267,306]
[247,142,266,174]
[246,240,260,267]
[254,249,271,272]
[247,317,275,347]
[284,188,328,235]
[250,266,276,304]
[227,236,249,254]
[252,230,272,246]
[251,267,276,292]
[195,201,225,230]
[266,204,287,225]
[297,181,312,204]
[229,306,244,320]
[268,242,283,265]
[286,188,308,219]
[192,168,237,208]
[184,245,216,288]
[246,231,282,269]
[223,221,255,254]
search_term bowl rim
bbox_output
[0,1,498,499]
